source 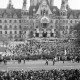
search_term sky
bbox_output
[0,0,80,10]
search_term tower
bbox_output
[60,0,69,36]
[22,0,29,41]
[50,0,54,6]
[7,0,13,8]
[60,0,68,18]
[30,0,34,6]
[22,0,27,10]
[22,0,29,18]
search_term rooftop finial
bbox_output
[23,0,27,10]
[9,0,12,5]
[7,0,13,8]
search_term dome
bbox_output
[41,16,50,23]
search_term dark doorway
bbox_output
[43,32,47,37]
[36,33,39,37]
[43,23,47,28]
[51,33,53,37]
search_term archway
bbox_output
[41,16,50,29]
[43,32,47,37]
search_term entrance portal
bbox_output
[42,23,48,28]
[35,33,39,37]
[43,32,47,37]
[41,16,50,29]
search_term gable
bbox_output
[36,0,52,15]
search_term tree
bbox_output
[0,35,10,47]
[73,22,80,54]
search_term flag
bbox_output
[64,49,67,55]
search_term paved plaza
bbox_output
[0,60,80,71]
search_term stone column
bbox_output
[47,30,51,37]
[39,31,43,38]
[54,32,56,37]
[51,28,55,37]
[33,31,36,37]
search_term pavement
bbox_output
[0,60,80,71]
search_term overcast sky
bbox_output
[0,0,80,10]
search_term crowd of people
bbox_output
[7,39,72,56]
[0,69,80,80]
[0,40,80,80]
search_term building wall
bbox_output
[0,0,80,42]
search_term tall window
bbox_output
[5,31,7,34]
[14,25,17,29]
[19,20,21,23]
[19,25,21,29]
[9,25,12,29]
[0,31,2,34]
[19,31,21,34]
[0,25,2,29]
[9,20,12,23]
[70,20,73,23]
[14,20,17,23]
[14,31,17,34]
[4,20,7,23]
[4,25,7,30]
[10,31,12,34]
[66,20,68,23]
[0,20,2,23]
[66,26,68,29]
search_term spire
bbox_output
[50,0,54,6]
[9,0,12,4]
[7,0,13,8]
[60,0,69,18]
[30,0,34,6]
[23,0,27,10]
[60,0,68,11]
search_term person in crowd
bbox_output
[45,59,48,65]
[53,58,55,65]
[18,58,21,64]
[4,58,7,65]
[76,56,80,63]
[0,69,80,80]
[62,56,65,63]
[23,58,25,64]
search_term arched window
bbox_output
[9,20,12,23]
[14,25,17,29]
[14,31,17,34]
[4,25,7,30]
[63,12,66,16]
[19,31,22,34]
[0,25,2,29]
[19,25,21,29]
[0,31,2,34]
[14,20,17,23]
[5,31,7,34]
[9,25,12,29]
[41,10,43,15]
[0,20,2,23]
[10,31,12,34]
[4,20,7,23]
[19,20,21,23]
[70,20,73,23]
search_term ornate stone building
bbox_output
[0,0,79,42]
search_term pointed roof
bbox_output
[7,0,13,9]
[23,0,27,9]
[41,15,50,23]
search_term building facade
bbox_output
[0,0,79,42]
